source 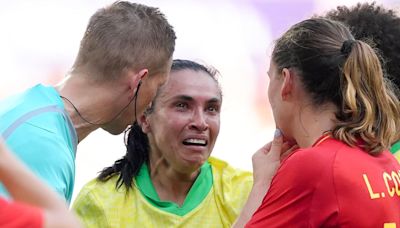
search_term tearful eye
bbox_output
[176,102,188,110]
[207,106,219,113]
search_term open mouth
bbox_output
[182,138,207,146]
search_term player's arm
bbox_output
[233,130,297,228]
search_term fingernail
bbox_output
[274,129,282,138]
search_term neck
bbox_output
[148,156,200,206]
[55,74,124,142]
[291,103,337,148]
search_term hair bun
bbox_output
[341,40,356,57]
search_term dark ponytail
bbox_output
[98,122,149,190]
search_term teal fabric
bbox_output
[0,84,77,203]
[135,161,213,216]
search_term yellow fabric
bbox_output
[391,141,400,163]
[394,151,400,163]
[72,157,253,228]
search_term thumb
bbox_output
[270,129,283,155]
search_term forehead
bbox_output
[268,58,276,70]
[158,69,221,101]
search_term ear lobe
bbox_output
[281,68,293,100]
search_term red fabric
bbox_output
[0,197,44,228]
[246,137,400,228]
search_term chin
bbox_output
[183,157,207,168]
[102,125,127,135]
[180,163,203,174]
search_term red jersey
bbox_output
[246,136,400,228]
[0,197,43,228]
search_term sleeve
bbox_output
[225,169,253,216]
[245,150,337,227]
[4,123,75,203]
[212,158,253,225]
[0,197,44,228]
[72,188,109,228]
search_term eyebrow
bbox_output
[208,98,222,104]
[172,95,221,103]
[175,95,193,101]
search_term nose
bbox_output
[189,108,208,131]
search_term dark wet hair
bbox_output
[98,59,220,190]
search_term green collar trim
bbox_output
[391,141,400,154]
[135,161,213,216]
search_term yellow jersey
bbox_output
[73,157,252,228]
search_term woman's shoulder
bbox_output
[277,138,346,181]
[75,175,130,202]
[208,156,253,195]
[207,157,253,214]
[285,138,343,163]
[208,156,252,181]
